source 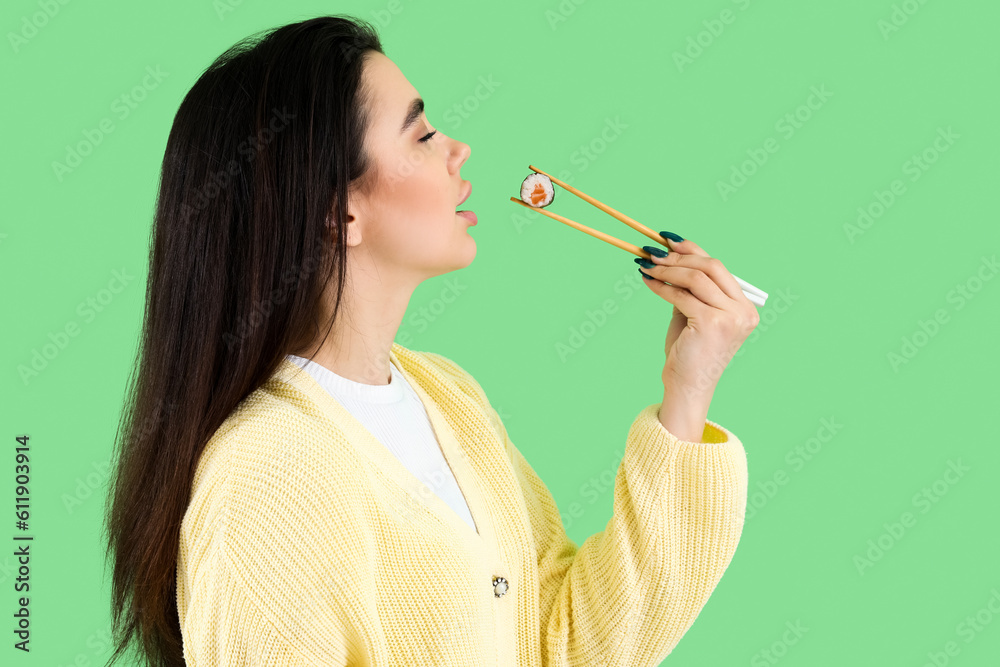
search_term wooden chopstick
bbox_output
[527,165,670,249]
[512,165,769,306]
[508,197,652,259]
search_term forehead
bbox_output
[363,52,419,128]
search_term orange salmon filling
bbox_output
[530,183,548,205]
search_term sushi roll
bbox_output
[520,173,555,208]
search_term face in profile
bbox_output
[345,51,475,282]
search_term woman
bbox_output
[104,14,758,667]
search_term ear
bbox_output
[327,209,364,248]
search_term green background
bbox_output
[2,0,998,664]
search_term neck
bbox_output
[290,267,416,386]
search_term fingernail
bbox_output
[634,257,656,269]
[658,231,684,243]
[638,268,657,280]
[642,245,669,258]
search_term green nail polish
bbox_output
[634,257,656,269]
[642,245,668,258]
[658,231,684,243]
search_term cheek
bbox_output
[393,159,451,215]
[373,174,447,247]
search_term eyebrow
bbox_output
[399,97,424,134]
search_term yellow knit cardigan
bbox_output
[176,342,748,666]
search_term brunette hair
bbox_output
[103,15,384,666]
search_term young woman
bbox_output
[104,14,759,667]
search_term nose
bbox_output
[450,137,471,173]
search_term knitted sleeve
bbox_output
[423,352,749,667]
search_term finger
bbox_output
[647,251,746,303]
[639,264,731,310]
[639,270,712,319]
[656,232,708,257]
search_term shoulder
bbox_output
[182,374,368,556]
[395,344,492,408]
[193,381,333,482]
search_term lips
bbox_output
[457,181,472,207]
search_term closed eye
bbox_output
[419,130,437,143]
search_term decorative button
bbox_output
[492,575,509,598]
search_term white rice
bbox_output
[520,173,554,208]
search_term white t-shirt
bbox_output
[284,354,477,533]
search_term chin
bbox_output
[461,239,477,265]
[455,236,476,268]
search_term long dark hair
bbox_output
[103,15,384,666]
